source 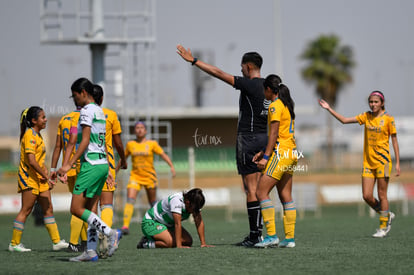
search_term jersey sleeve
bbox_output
[355,112,367,125]
[23,131,36,154]
[57,118,64,137]
[233,76,250,94]
[111,112,122,135]
[152,141,164,155]
[389,116,397,135]
[169,196,184,215]
[269,100,283,122]
[70,112,80,134]
[79,107,93,127]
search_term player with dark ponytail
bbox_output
[253,74,298,248]
[9,106,69,252]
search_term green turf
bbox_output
[1,204,413,275]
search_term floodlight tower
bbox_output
[40,0,174,204]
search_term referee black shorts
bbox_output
[236,133,268,175]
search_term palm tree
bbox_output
[300,34,355,169]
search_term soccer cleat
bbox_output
[108,229,122,256]
[67,242,82,252]
[279,238,296,248]
[8,243,31,252]
[254,235,279,248]
[137,236,148,249]
[98,233,109,259]
[235,235,263,247]
[386,212,395,233]
[372,228,388,238]
[69,250,98,262]
[120,226,129,236]
[53,239,69,251]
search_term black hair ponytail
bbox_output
[20,106,43,141]
[278,84,295,120]
[263,74,295,119]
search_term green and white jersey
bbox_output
[144,192,190,227]
[77,102,107,165]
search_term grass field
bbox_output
[1,204,413,275]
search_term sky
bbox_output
[0,0,414,136]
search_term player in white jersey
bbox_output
[137,188,214,248]
[58,78,122,262]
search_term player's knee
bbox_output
[377,192,388,201]
[256,189,267,201]
[362,193,374,203]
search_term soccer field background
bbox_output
[1,204,413,275]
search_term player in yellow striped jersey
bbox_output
[320,90,400,238]
[120,121,176,235]
[253,75,298,248]
[50,106,87,252]
[93,84,127,257]
[9,106,68,252]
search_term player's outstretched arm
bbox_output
[176,44,234,86]
[319,99,358,124]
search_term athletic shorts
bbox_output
[18,176,49,195]
[264,149,298,181]
[73,162,108,198]
[101,166,116,192]
[236,133,268,175]
[67,175,77,194]
[127,174,157,191]
[141,218,168,239]
[362,162,392,178]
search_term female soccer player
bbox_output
[319,90,400,238]
[136,188,213,248]
[120,121,175,235]
[50,105,87,252]
[58,78,122,262]
[92,84,127,258]
[9,106,68,252]
[253,75,298,248]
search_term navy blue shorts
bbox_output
[236,133,268,175]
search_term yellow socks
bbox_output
[260,199,276,236]
[283,201,296,240]
[81,222,88,242]
[379,211,389,229]
[123,201,135,229]
[69,215,85,244]
[11,220,24,246]
[44,216,61,244]
[101,204,114,228]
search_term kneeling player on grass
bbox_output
[137,188,214,248]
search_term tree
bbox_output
[300,34,355,169]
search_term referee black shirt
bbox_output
[234,76,269,134]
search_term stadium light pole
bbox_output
[89,0,106,88]
[274,0,283,78]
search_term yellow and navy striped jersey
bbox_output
[18,128,46,182]
[57,110,80,176]
[356,111,397,169]
[125,140,164,180]
[102,108,122,170]
[268,99,296,151]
